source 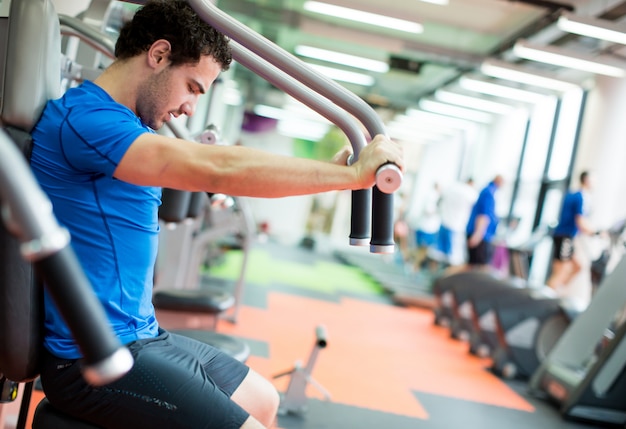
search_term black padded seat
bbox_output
[169,329,251,363]
[153,288,234,314]
[33,398,102,429]
[153,289,250,362]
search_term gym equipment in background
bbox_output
[528,255,626,426]
[446,226,551,343]
[153,123,255,327]
[432,270,499,329]
[273,326,331,415]
[489,292,575,379]
[153,186,252,363]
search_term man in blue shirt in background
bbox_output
[547,171,596,292]
[466,175,503,270]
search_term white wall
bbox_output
[549,75,626,307]
[237,129,315,246]
[576,76,626,230]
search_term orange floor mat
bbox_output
[159,290,535,421]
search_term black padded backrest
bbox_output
[0,0,61,382]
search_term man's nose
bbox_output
[180,101,195,117]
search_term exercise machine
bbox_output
[489,292,574,379]
[0,0,402,427]
[448,273,526,342]
[153,123,255,326]
[444,226,550,343]
[0,2,132,429]
[431,270,500,329]
[528,254,626,426]
[273,326,331,415]
[152,186,253,363]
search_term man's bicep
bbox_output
[114,133,200,188]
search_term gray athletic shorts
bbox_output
[40,329,250,429]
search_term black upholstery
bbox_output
[0,0,60,385]
[153,288,235,314]
[33,399,102,429]
[0,1,104,428]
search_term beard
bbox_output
[136,67,173,130]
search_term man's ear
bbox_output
[147,39,172,68]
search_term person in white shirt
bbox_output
[408,183,441,271]
[437,178,478,269]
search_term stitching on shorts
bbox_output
[94,387,178,411]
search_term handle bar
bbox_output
[187,0,400,253]
[0,129,133,385]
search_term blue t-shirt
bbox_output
[466,181,499,242]
[30,81,161,359]
[553,191,585,238]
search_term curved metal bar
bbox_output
[118,0,398,253]
[187,0,398,252]
[231,42,367,156]
[0,129,133,385]
[58,14,116,58]
[230,40,371,245]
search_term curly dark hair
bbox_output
[115,0,232,71]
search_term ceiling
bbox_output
[212,0,626,112]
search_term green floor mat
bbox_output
[203,246,386,297]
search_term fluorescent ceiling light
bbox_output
[253,104,331,140]
[307,63,375,86]
[558,12,626,45]
[404,108,483,131]
[481,59,581,92]
[253,104,289,120]
[253,103,329,123]
[387,119,455,141]
[434,89,515,114]
[278,119,330,141]
[459,76,550,103]
[389,115,459,138]
[303,1,423,34]
[295,45,389,73]
[386,125,444,143]
[418,99,493,123]
[513,39,626,78]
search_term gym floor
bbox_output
[164,240,605,429]
[3,240,605,429]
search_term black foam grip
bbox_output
[350,189,371,242]
[370,186,394,248]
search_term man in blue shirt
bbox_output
[547,171,595,291]
[29,1,404,428]
[465,175,503,270]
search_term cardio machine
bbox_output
[484,224,625,379]
[528,254,626,426]
[441,227,574,380]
